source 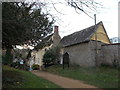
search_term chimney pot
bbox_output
[54,26,59,34]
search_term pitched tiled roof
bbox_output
[60,21,102,47]
[34,34,53,50]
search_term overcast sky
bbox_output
[3,0,118,38]
[43,0,119,38]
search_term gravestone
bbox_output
[63,52,69,69]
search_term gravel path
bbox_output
[31,70,101,89]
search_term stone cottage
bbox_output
[29,26,61,68]
[60,21,111,67]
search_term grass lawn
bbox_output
[44,64,119,88]
[2,65,61,88]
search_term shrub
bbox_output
[10,62,19,68]
[32,64,39,70]
[43,46,60,67]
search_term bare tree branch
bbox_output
[66,0,102,18]
[50,0,66,15]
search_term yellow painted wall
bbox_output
[90,24,111,44]
[34,45,52,66]
[35,49,45,66]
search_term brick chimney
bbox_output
[54,26,59,34]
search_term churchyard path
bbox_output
[31,70,102,89]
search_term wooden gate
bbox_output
[63,52,69,69]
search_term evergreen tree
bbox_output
[2,2,54,64]
[2,2,54,49]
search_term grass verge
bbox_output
[44,64,119,88]
[2,65,61,88]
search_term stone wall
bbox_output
[89,40,105,66]
[88,41,120,67]
[61,40,120,67]
[101,44,120,66]
[63,41,96,67]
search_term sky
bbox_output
[42,0,119,38]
